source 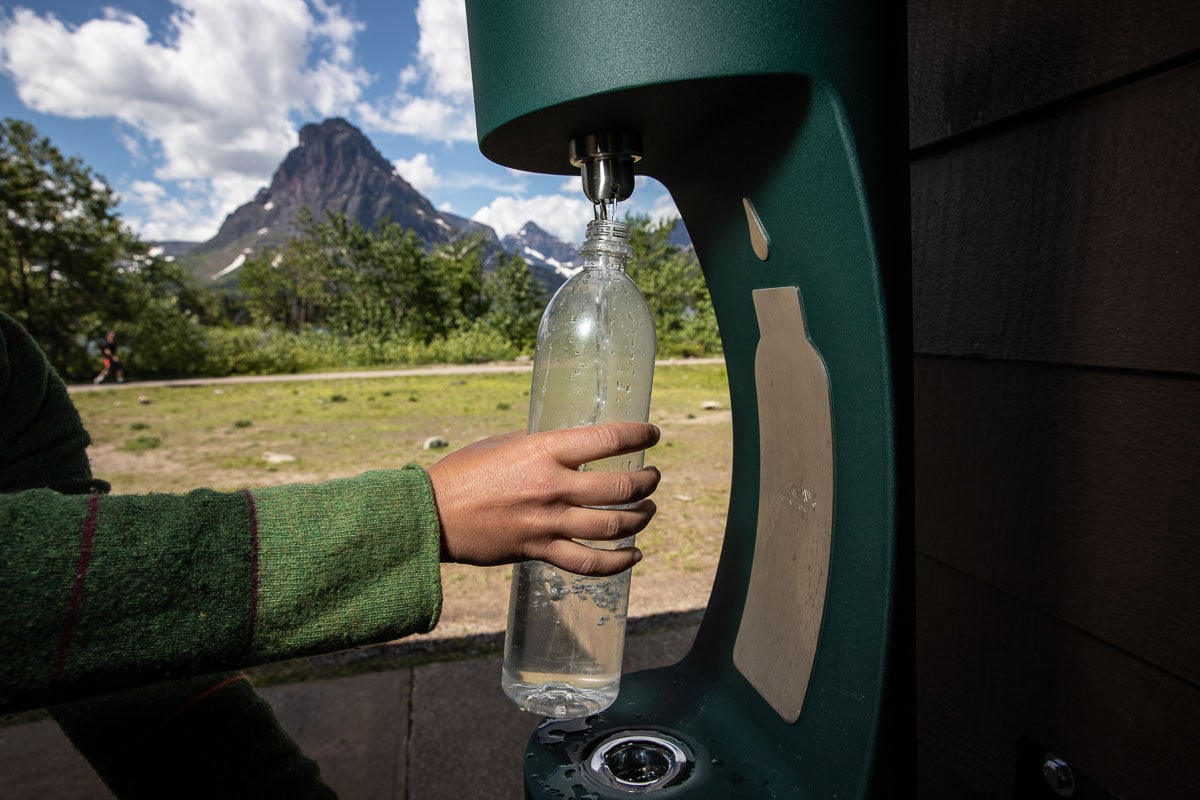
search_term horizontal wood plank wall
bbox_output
[917,557,1200,799]
[912,63,1200,375]
[915,357,1200,682]
[908,0,1200,147]
[909,1,1200,796]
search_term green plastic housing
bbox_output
[465,1,910,796]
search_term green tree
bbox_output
[431,232,488,330]
[484,249,545,351]
[326,215,447,342]
[132,254,219,325]
[239,219,331,333]
[247,211,449,343]
[624,215,719,356]
[0,118,213,378]
[0,118,140,373]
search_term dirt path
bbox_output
[69,357,724,393]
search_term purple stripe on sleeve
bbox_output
[242,489,260,653]
[53,492,101,680]
[165,673,250,722]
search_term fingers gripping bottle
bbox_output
[502,218,656,718]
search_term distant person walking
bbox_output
[93,330,124,384]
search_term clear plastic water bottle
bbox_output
[501,218,656,718]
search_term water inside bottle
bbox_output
[502,218,656,718]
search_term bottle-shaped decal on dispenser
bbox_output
[502,218,656,718]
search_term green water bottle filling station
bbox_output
[464,1,910,796]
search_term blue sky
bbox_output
[0,0,678,244]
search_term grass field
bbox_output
[71,362,733,635]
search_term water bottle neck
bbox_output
[580,219,632,272]
[582,254,628,273]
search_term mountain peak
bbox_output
[277,117,404,194]
[188,117,482,280]
[298,116,358,144]
[179,119,578,293]
[503,221,580,280]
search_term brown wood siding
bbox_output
[915,357,1200,682]
[909,1,1200,796]
[912,62,1200,375]
[917,557,1200,799]
[908,0,1200,147]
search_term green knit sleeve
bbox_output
[248,466,444,663]
[0,467,443,713]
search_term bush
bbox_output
[403,324,522,365]
[200,327,315,376]
[188,323,526,377]
[123,301,210,378]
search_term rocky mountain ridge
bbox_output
[174,118,577,289]
[501,220,580,281]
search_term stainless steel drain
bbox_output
[586,731,692,793]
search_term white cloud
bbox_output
[360,0,475,142]
[471,194,594,242]
[117,171,267,242]
[470,177,682,244]
[122,184,216,242]
[442,169,527,194]
[555,174,680,224]
[640,185,682,224]
[0,0,368,239]
[398,64,420,89]
[598,177,683,226]
[357,94,473,142]
[393,152,440,194]
[413,0,473,99]
[125,180,167,204]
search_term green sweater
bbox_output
[0,313,444,796]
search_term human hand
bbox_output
[426,422,661,576]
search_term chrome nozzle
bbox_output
[569,132,642,208]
